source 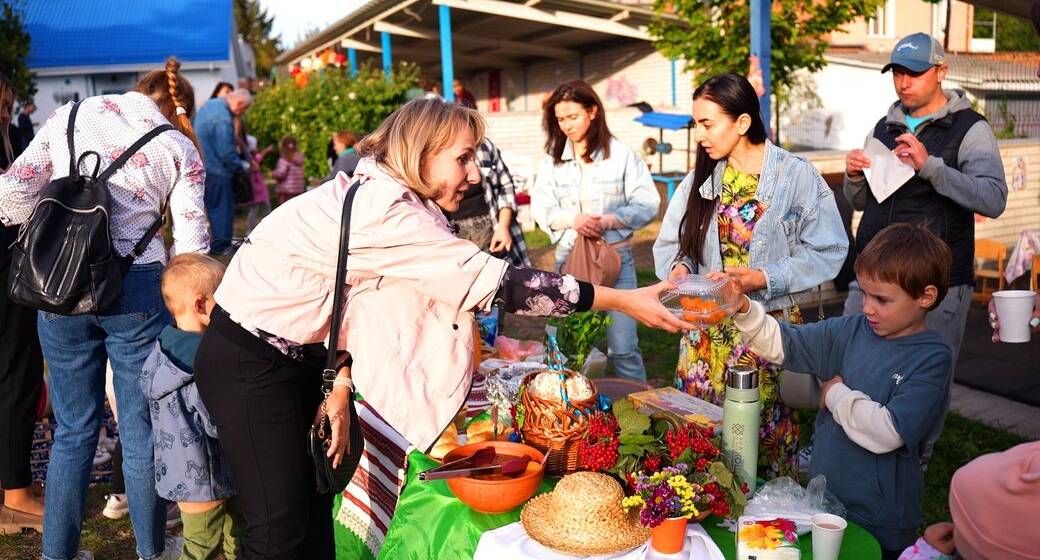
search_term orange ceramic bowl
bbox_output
[441,441,545,514]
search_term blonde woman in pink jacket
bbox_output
[192,98,692,559]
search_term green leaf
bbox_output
[617,409,651,435]
[619,434,656,445]
[618,444,641,455]
[708,461,733,487]
[612,399,635,416]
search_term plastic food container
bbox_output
[660,274,742,325]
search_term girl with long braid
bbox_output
[0,57,210,560]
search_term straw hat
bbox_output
[521,471,649,556]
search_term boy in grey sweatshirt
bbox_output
[726,223,953,558]
[141,253,241,559]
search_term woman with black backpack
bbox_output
[0,58,210,560]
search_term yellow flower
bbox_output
[739,523,784,550]
[622,495,645,511]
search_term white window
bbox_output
[867,0,896,37]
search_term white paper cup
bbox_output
[993,290,1037,343]
[811,513,847,560]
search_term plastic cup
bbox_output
[993,290,1037,343]
[811,513,847,560]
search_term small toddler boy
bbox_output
[141,253,241,560]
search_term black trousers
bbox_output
[0,225,44,490]
[194,306,334,560]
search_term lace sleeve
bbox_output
[494,266,594,316]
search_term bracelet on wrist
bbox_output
[333,376,354,391]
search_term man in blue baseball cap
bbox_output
[841,32,1008,534]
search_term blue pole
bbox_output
[439,5,455,103]
[381,31,392,81]
[670,58,677,106]
[348,48,358,78]
[750,0,772,138]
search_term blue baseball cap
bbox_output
[882,33,945,73]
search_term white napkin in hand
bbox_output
[862,138,915,203]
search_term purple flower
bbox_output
[641,506,666,527]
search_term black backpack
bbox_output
[7,100,173,315]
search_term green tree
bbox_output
[234,0,282,78]
[246,62,419,178]
[974,8,1040,52]
[0,1,36,101]
[649,0,883,102]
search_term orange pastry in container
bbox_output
[662,275,741,326]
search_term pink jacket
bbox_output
[272,153,305,194]
[216,158,507,450]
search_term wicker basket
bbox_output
[518,369,599,476]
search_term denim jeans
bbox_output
[205,174,235,254]
[37,262,170,560]
[606,246,647,381]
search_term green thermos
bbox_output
[723,366,761,494]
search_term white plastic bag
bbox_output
[741,476,846,535]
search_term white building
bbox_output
[22,0,255,125]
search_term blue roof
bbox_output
[24,0,231,69]
[634,112,694,130]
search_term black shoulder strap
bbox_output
[67,101,82,177]
[322,180,364,395]
[108,123,174,260]
[98,124,175,183]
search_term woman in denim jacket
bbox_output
[532,80,660,381]
[653,74,847,479]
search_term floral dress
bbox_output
[675,166,801,480]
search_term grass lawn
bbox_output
[0,484,142,560]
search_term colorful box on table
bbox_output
[627,387,723,430]
[736,517,801,560]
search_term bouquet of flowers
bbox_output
[664,422,747,519]
[621,464,705,527]
[577,400,748,519]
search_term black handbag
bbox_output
[232,164,253,204]
[307,179,365,495]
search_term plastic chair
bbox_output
[973,238,1007,303]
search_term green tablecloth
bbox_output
[334,450,882,559]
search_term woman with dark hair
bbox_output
[0,71,45,537]
[210,81,234,99]
[532,80,660,381]
[653,73,847,479]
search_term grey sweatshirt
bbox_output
[844,90,1008,219]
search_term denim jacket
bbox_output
[192,98,240,179]
[531,137,660,263]
[652,141,848,312]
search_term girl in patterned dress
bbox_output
[653,73,848,480]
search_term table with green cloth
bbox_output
[333,450,882,560]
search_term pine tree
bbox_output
[0,1,37,101]
[234,0,283,78]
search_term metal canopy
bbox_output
[276,0,676,77]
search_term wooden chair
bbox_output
[973,238,1007,303]
[1031,254,1039,292]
